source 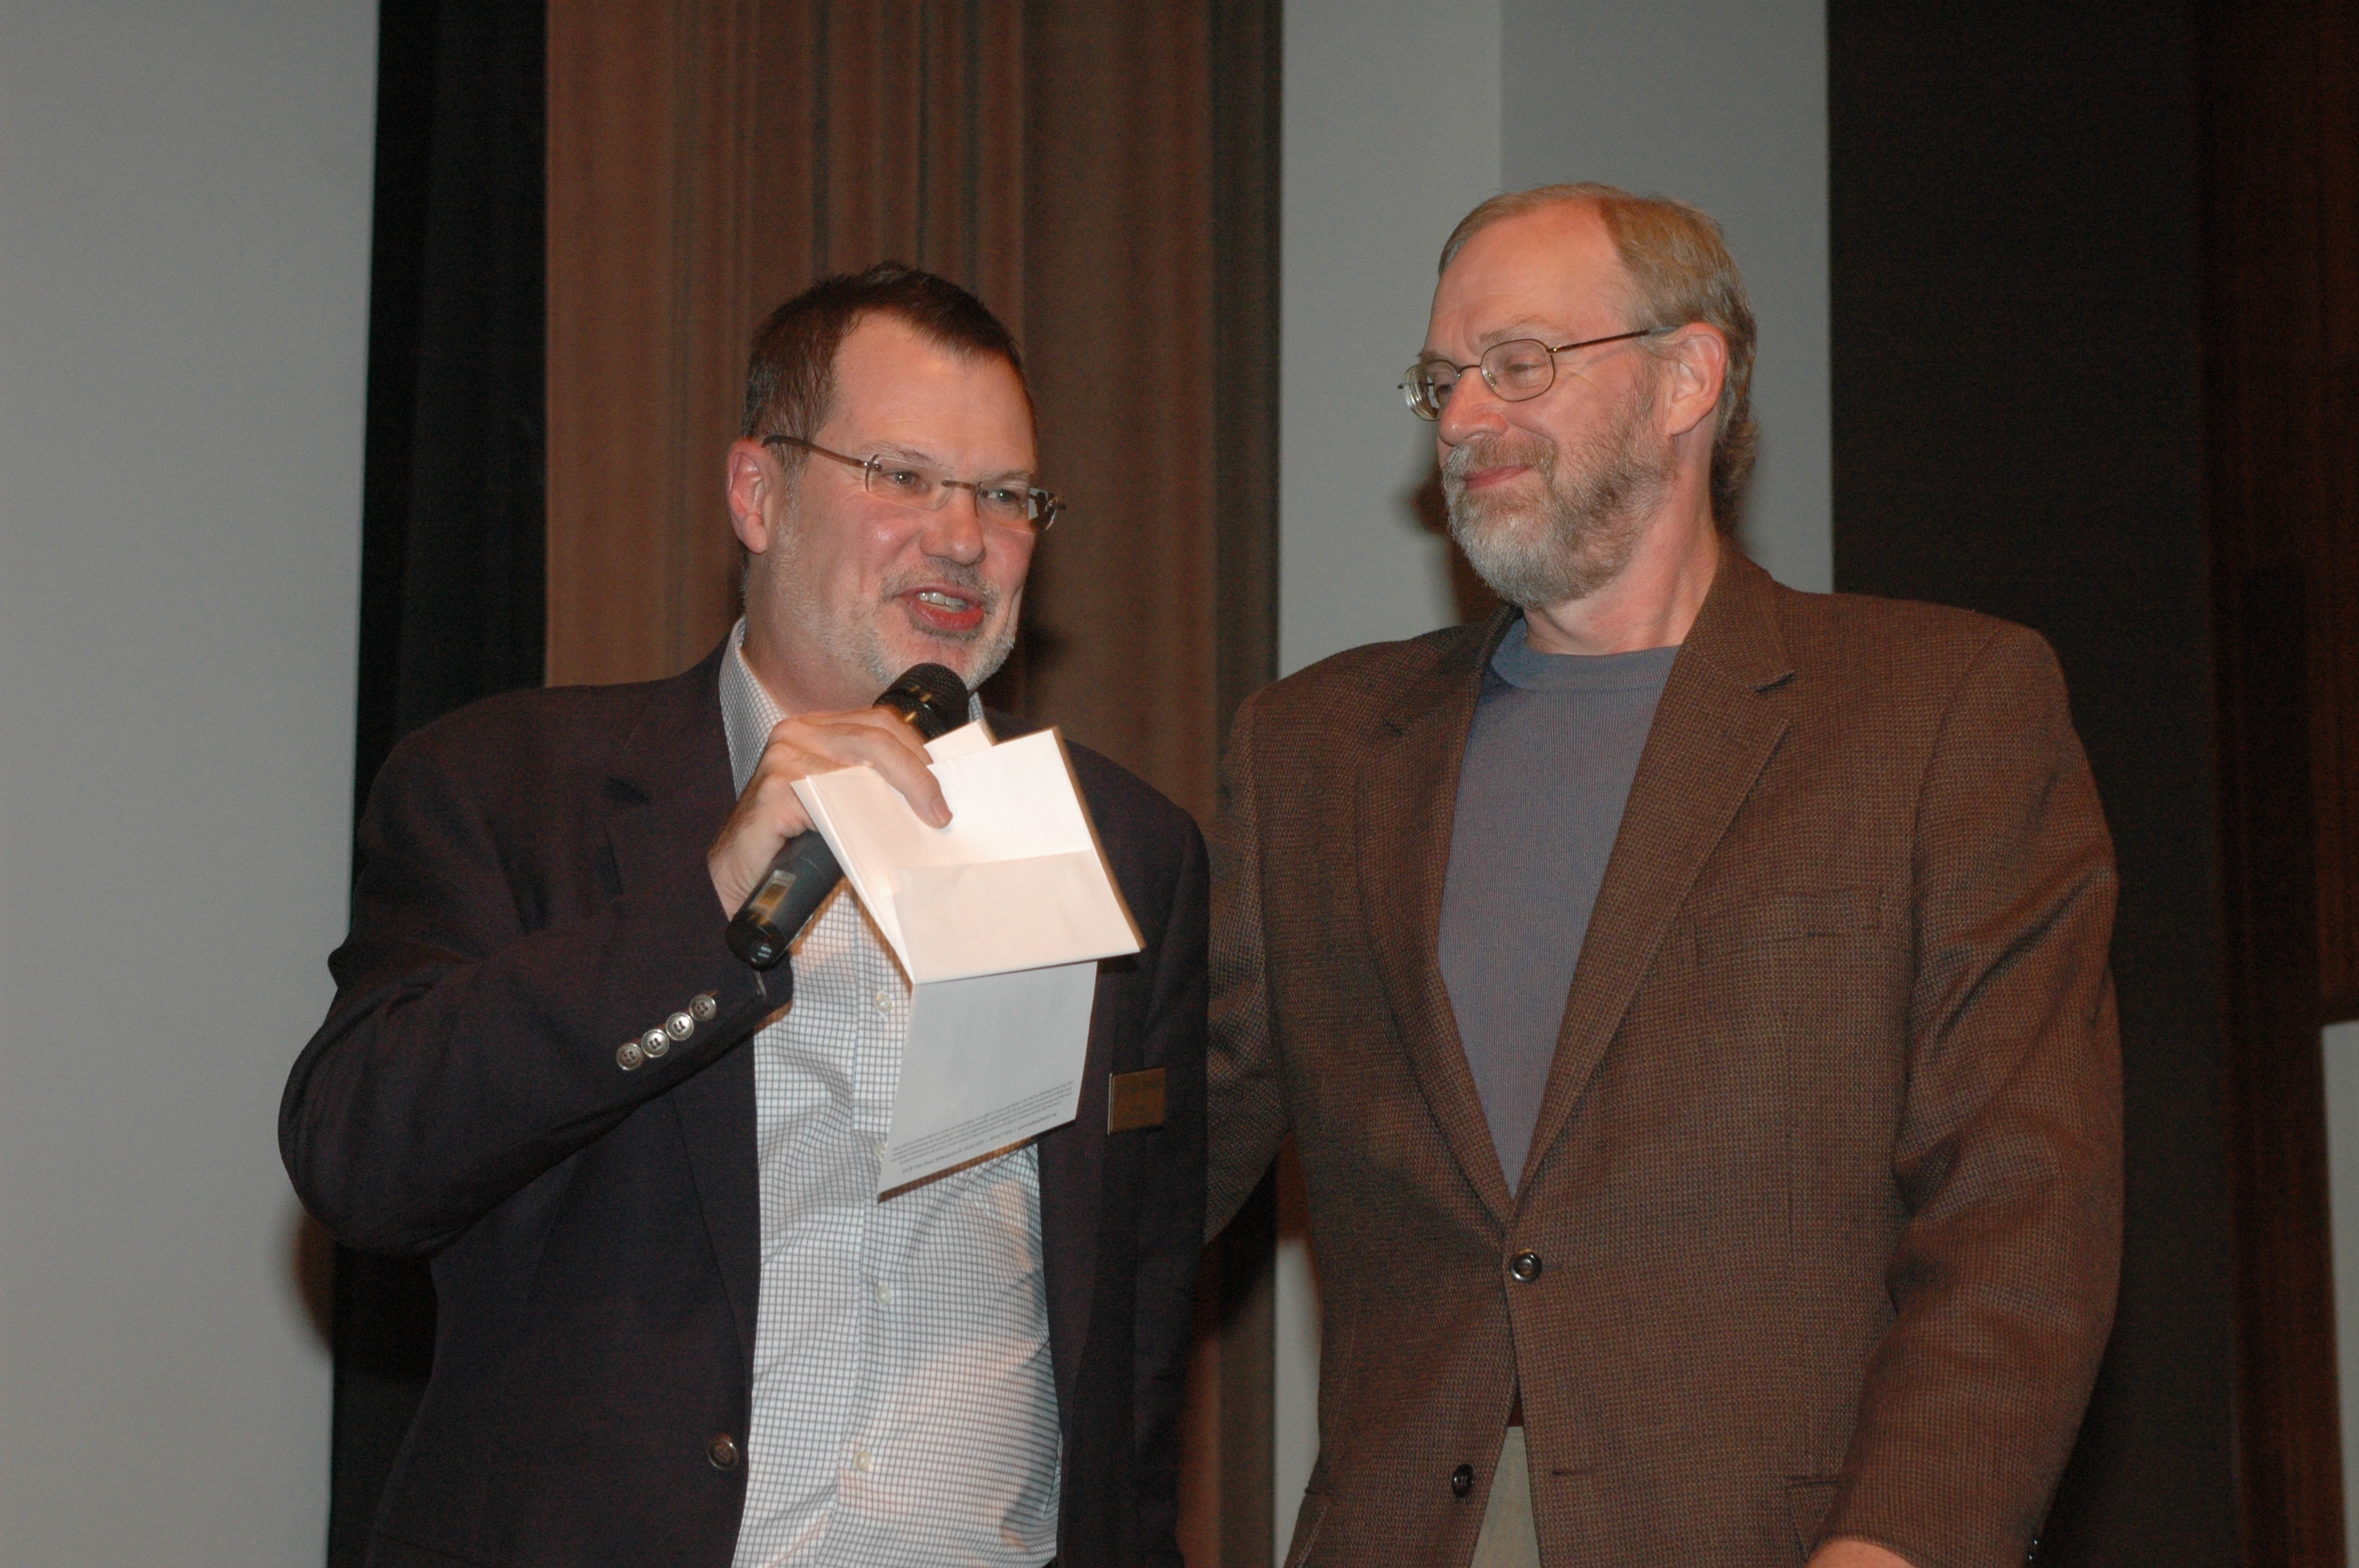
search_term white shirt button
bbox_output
[851,1446,873,1473]
[873,990,893,1014]
[874,1282,893,1306]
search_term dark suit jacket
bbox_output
[1206,553,2121,1568]
[282,642,1208,1568]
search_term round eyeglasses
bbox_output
[1399,328,1663,421]
[763,435,1063,532]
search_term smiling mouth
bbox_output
[900,586,988,634]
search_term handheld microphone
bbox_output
[725,662,970,970]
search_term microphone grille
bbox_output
[881,662,969,739]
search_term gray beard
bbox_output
[1441,387,1672,610]
[812,570,1023,698]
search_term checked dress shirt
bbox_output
[719,623,1061,1568]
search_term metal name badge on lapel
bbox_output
[1107,1069,1167,1134]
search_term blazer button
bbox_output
[616,1040,645,1072]
[708,1433,740,1470]
[1510,1250,1543,1283]
[641,1026,671,1060]
[1450,1463,1474,1498]
[690,992,720,1022]
[664,1010,695,1042]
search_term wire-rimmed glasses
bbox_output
[762,435,1063,532]
[1400,328,1663,421]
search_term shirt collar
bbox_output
[718,620,782,795]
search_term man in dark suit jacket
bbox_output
[1206,187,2119,1568]
[283,265,1206,1568]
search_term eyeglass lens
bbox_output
[1409,339,1561,419]
[863,458,1055,529]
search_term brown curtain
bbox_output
[545,0,1273,825]
[546,3,1279,1561]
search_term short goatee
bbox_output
[1441,380,1671,609]
[769,499,1023,695]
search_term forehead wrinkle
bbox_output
[857,437,942,463]
[1474,321,1570,351]
[1419,320,1573,368]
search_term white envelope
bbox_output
[791,724,1143,1192]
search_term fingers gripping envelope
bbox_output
[791,721,1143,1192]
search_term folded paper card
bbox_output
[793,724,1142,1192]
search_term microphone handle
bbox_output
[722,660,966,971]
[725,829,845,971]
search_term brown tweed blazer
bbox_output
[1206,552,2121,1568]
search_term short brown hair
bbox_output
[740,263,1031,454]
[1441,183,1758,530]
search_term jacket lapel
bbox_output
[601,644,765,1358]
[1358,612,1521,1229]
[1515,553,1795,1195]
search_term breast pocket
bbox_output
[1692,886,1882,966]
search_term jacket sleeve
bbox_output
[278,724,774,1257]
[1823,625,2125,1568]
[1205,688,1296,1240]
[1129,821,1211,1567]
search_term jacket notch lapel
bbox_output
[1358,615,1520,1228]
[1516,554,1795,1196]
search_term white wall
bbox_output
[0,3,377,1562]
[1278,0,1503,678]
[1274,1,1831,1553]
[2322,1018,2359,1566]
[1275,7,1503,1552]
[1502,0,1833,593]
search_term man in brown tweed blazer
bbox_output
[1206,184,2121,1568]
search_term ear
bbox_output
[1654,325,1730,441]
[725,438,777,555]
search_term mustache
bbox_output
[881,558,1001,613]
[1441,431,1555,489]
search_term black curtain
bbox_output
[333,1,546,1562]
[1827,3,2236,1562]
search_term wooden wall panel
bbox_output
[2201,0,2359,1027]
[2200,0,2358,1559]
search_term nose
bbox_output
[1434,367,1509,449]
[918,488,989,565]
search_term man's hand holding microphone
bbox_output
[707,664,969,969]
